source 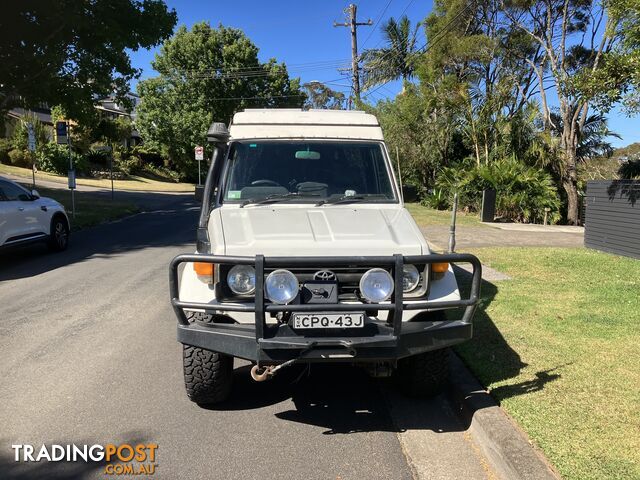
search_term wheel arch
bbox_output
[49,211,70,235]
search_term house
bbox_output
[4,93,142,147]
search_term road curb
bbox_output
[447,353,560,480]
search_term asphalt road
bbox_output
[0,198,496,480]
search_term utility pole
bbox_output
[334,4,372,102]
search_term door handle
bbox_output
[18,207,24,211]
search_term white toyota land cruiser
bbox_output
[170,109,481,405]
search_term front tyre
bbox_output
[395,348,449,398]
[47,215,69,252]
[183,345,233,405]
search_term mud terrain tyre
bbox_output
[182,311,232,405]
[395,348,449,398]
[183,345,233,405]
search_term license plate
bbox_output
[292,312,365,329]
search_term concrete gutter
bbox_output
[482,222,584,234]
[447,354,560,480]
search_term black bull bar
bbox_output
[169,253,482,364]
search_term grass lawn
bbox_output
[0,163,193,192]
[33,186,139,230]
[405,202,481,226]
[456,247,639,480]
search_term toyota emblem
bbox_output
[314,270,336,282]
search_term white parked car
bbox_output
[0,177,70,252]
[170,109,481,405]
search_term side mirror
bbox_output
[31,189,40,199]
[401,185,418,203]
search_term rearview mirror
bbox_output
[31,189,40,199]
[295,150,321,160]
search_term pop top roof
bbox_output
[228,109,384,141]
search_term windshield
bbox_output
[221,141,396,204]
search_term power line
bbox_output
[361,1,476,101]
[361,0,395,49]
[210,94,306,101]
[185,58,351,72]
[366,0,418,51]
[185,62,352,80]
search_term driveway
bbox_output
[421,223,585,250]
[0,199,502,479]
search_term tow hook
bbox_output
[250,359,297,382]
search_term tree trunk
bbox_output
[561,132,580,225]
[562,174,579,225]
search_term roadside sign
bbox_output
[195,146,204,161]
[27,123,36,152]
[56,121,67,144]
[68,170,76,189]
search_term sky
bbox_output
[128,0,639,148]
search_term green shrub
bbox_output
[37,143,88,175]
[131,144,165,167]
[10,114,49,152]
[85,148,110,167]
[0,138,11,164]
[8,149,32,168]
[423,188,449,210]
[115,155,142,175]
[434,157,561,224]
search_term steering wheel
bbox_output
[251,179,280,187]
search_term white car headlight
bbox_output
[227,265,256,295]
[359,268,394,303]
[402,264,420,292]
[265,269,299,304]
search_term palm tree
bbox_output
[550,112,621,161]
[360,16,421,91]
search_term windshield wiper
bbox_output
[240,192,318,208]
[315,195,368,206]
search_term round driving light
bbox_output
[402,264,420,292]
[265,269,299,304]
[227,265,256,295]
[359,268,394,303]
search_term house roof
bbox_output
[7,108,52,125]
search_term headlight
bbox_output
[359,268,394,303]
[402,264,420,292]
[265,269,299,304]
[227,265,256,295]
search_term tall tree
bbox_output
[422,0,542,166]
[576,0,640,114]
[302,82,345,110]
[500,0,627,224]
[360,16,421,91]
[0,0,176,120]
[135,22,303,179]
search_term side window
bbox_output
[0,181,30,201]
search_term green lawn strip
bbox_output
[0,163,193,192]
[405,202,483,227]
[32,185,139,231]
[454,247,639,480]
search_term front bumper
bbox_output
[169,253,481,364]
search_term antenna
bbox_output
[448,193,458,253]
